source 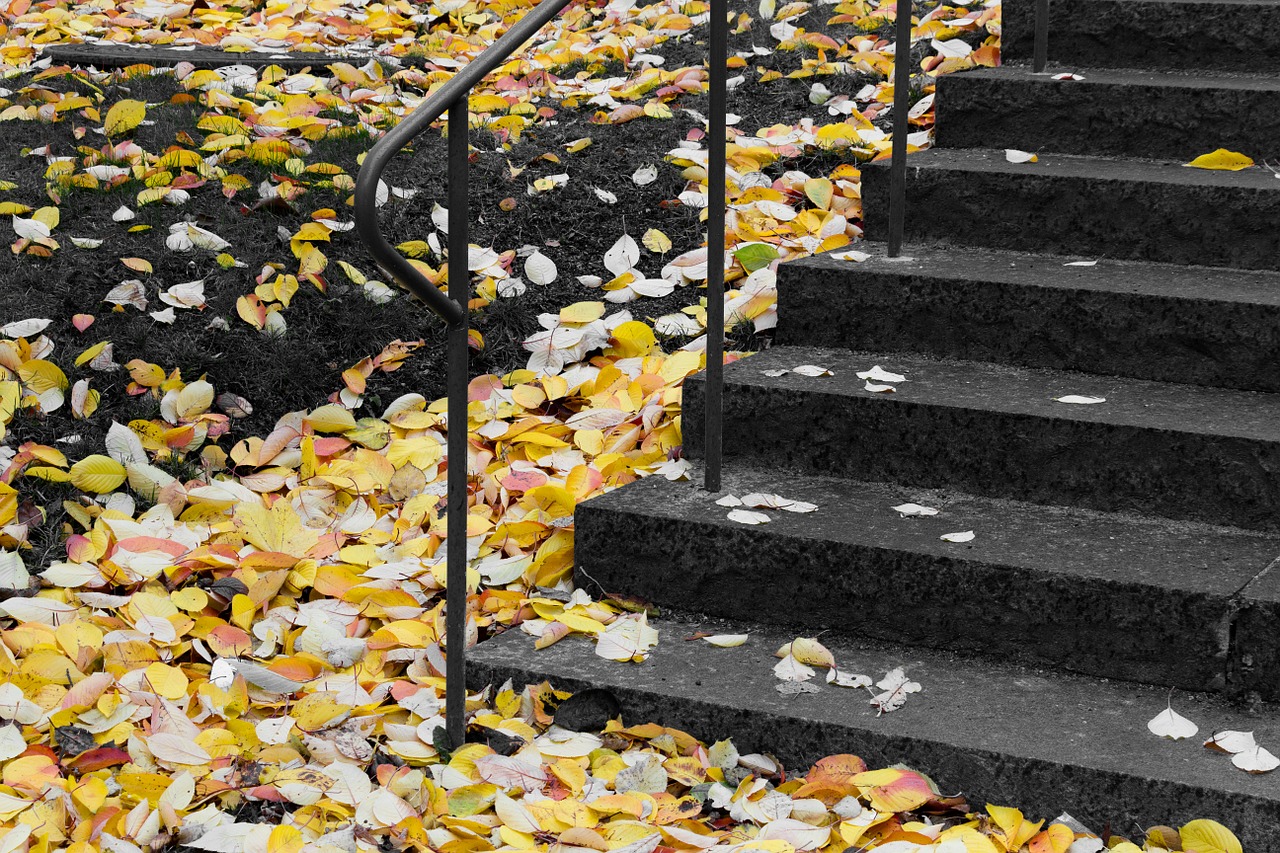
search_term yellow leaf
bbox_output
[565,137,593,153]
[559,301,605,324]
[608,321,657,358]
[642,228,672,254]
[268,826,304,853]
[69,454,126,493]
[74,341,110,367]
[143,662,189,700]
[1184,149,1254,171]
[1180,820,1242,853]
[105,99,146,136]
[17,360,67,393]
[33,206,58,230]
[306,404,357,433]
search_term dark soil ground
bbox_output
[0,0,977,562]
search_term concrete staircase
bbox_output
[470,1,1280,844]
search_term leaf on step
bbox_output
[1054,395,1105,404]
[864,382,895,393]
[1005,149,1038,164]
[776,681,821,696]
[827,248,870,262]
[716,494,743,507]
[1204,730,1257,755]
[891,503,939,517]
[595,613,658,662]
[773,653,815,682]
[1184,149,1254,171]
[1063,260,1097,267]
[702,634,748,647]
[826,668,872,689]
[1147,705,1198,740]
[727,509,771,525]
[940,530,975,543]
[1231,745,1279,774]
[1051,72,1084,81]
[856,365,906,383]
[870,668,922,715]
[792,365,833,377]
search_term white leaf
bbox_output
[892,503,939,517]
[827,248,871,262]
[0,598,77,625]
[940,530,975,543]
[105,421,147,465]
[147,732,212,764]
[1063,260,1098,267]
[632,164,658,185]
[773,654,815,682]
[1204,730,1257,754]
[931,37,972,58]
[149,307,176,324]
[776,681,821,696]
[255,717,296,745]
[112,206,136,222]
[0,726,25,762]
[1232,745,1279,773]
[870,667,921,714]
[1,318,51,337]
[1052,72,1085,81]
[856,365,906,383]
[792,365,833,377]
[230,659,309,693]
[209,658,236,690]
[655,313,702,336]
[159,279,206,308]
[71,237,104,248]
[595,613,659,662]
[703,634,748,647]
[761,368,790,377]
[715,495,743,507]
[826,668,872,689]
[1147,706,1198,740]
[1005,149,1039,164]
[864,382,895,393]
[1055,395,1106,404]
[186,824,260,853]
[524,251,558,285]
[727,509,771,525]
[104,280,147,310]
[594,187,618,204]
[0,552,29,592]
[12,216,50,240]
[604,234,641,277]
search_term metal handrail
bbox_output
[354,0,729,746]
[886,0,913,257]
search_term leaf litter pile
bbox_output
[0,0,1250,849]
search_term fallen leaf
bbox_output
[1185,149,1254,171]
[1147,706,1198,740]
[940,530,975,543]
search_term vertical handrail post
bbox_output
[703,0,727,493]
[1033,0,1049,72]
[886,0,912,258]
[445,96,470,749]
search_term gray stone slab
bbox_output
[682,345,1280,531]
[574,464,1280,690]
[1002,0,1280,73]
[860,147,1280,271]
[936,66,1280,159]
[775,243,1280,392]
[468,613,1280,848]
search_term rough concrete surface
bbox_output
[775,244,1280,392]
[683,345,1280,531]
[574,464,1280,690]
[936,66,1280,160]
[861,148,1280,271]
[1002,0,1280,73]
[467,614,1280,849]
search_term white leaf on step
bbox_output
[1063,260,1098,267]
[761,368,791,377]
[870,667,921,714]
[1204,730,1257,754]
[792,365,832,377]
[1055,395,1106,404]
[703,634,748,647]
[940,530,975,543]
[864,382,895,393]
[595,613,658,662]
[892,503,940,517]
[1052,72,1085,81]
[856,365,906,383]
[826,668,872,689]
[780,500,818,513]
[1232,745,1280,773]
[1147,706,1198,740]
[776,681,822,696]
[715,494,743,507]
[773,653,815,682]
[827,248,870,262]
[1005,149,1039,164]
[728,509,771,525]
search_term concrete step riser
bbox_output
[682,377,1280,532]
[935,73,1280,160]
[575,496,1240,691]
[1002,0,1280,73]
[775,265,1280,393]
[861,162,1280,271]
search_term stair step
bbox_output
[860,148,1280,271]
[682,345,1280,532]
[573,464,1280,691]
[774,243,1280,392]
[467,613,1280,848]
[1001,0,1280,73]
[935,66,1280,160]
